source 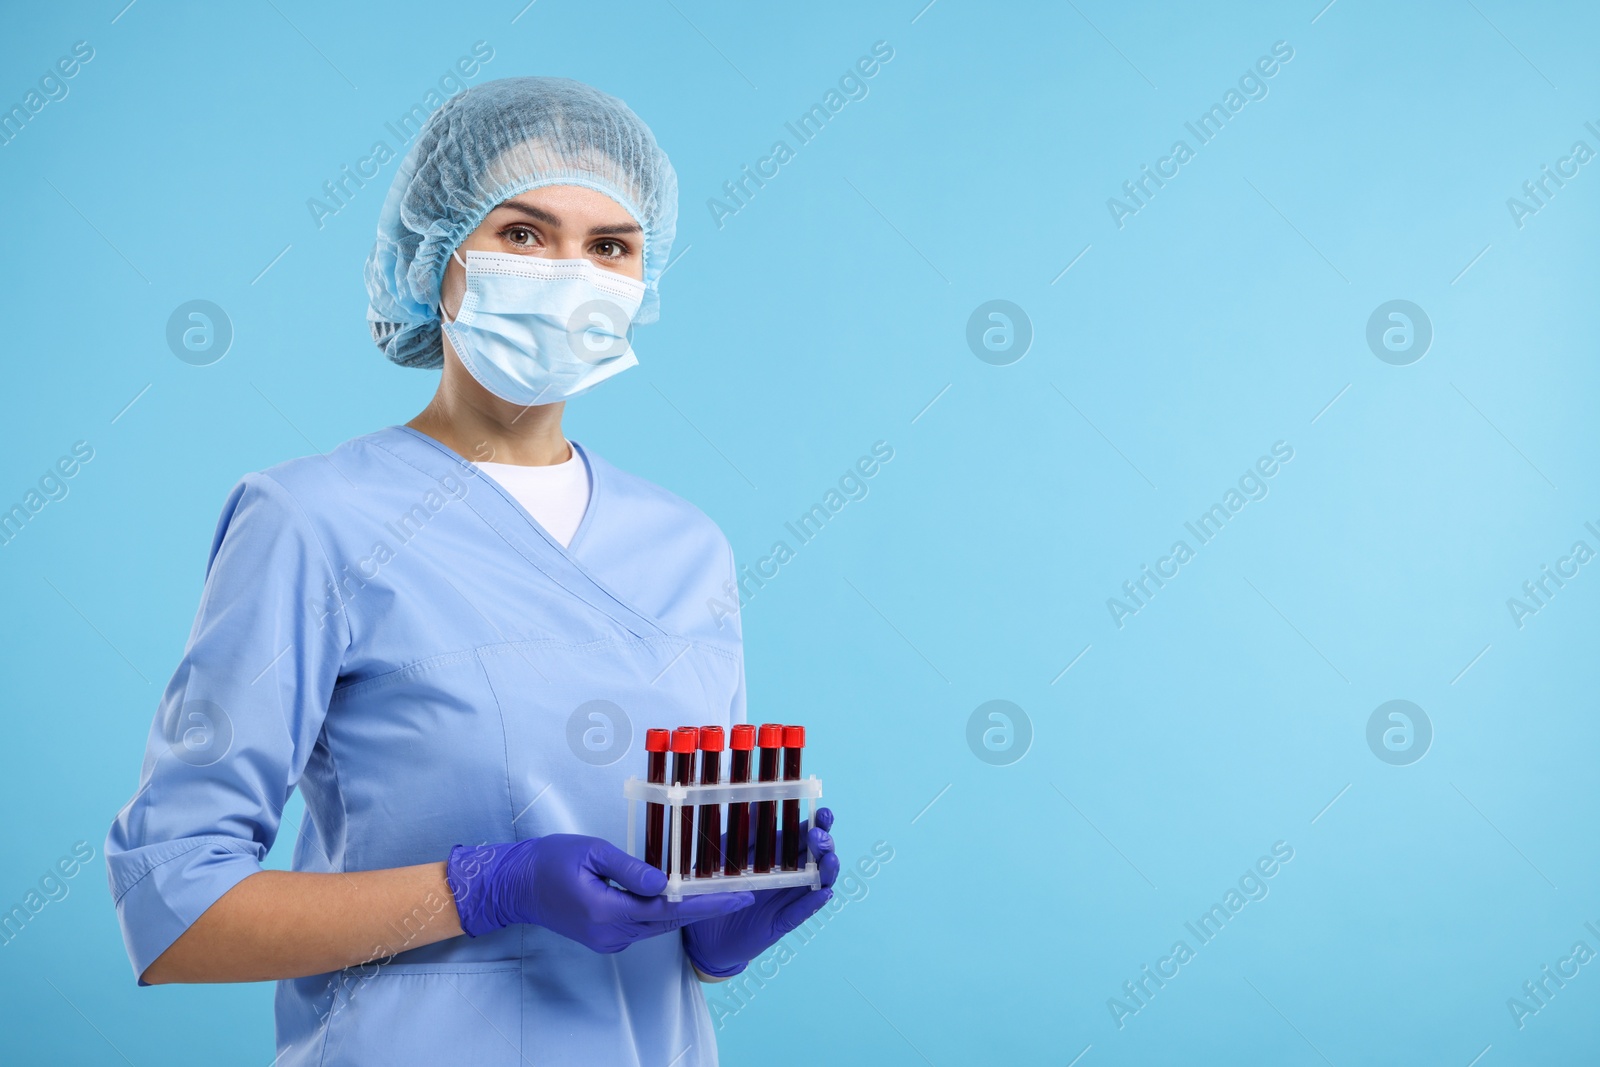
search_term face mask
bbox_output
[440,250,647,406]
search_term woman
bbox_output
[106,77,837,1066]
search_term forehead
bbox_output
[486,185,641,234]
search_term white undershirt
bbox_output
[476,443,591,549]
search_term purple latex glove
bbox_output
[447,834,754,954]
[682,807,839,978]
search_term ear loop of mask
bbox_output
[440,249,468,326]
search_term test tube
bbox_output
[781,725,805,871]
[753,723,783,873]
[725,724,755,875]
[695,726,724,878]
[670,727,698,879]
[644,728,670,871]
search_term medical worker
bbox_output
[106,77,837,1066]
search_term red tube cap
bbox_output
[698,725,725,751]
[730,724,756,750]
[645,728,670,753]
[784,725,806,748]
[757,723,784,749]
[671,727,699,754]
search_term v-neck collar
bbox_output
[375,425,663,640]
[471,439,597,556]
[563,440,598,555]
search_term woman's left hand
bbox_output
[681,808,839,979]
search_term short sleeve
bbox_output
[104,472,349,982]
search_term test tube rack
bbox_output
[623,776,823,901]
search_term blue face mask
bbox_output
[440,251,647,406]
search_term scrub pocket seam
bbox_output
[475,635,741,669]
[329,647,482,702]
[334,962,521,977]
[471,647,518,850]
[329,634,735,703]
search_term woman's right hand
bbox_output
[447,835,753,953]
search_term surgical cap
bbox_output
[364,76,678,368]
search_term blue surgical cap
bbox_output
[365,76,678,368]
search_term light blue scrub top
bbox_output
[106,425,744,1067]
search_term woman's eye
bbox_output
[593,240,627,259]
[504,226,538,247]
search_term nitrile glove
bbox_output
[682,807,840,978]
[447,834,754,953]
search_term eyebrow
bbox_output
[494,199,642,237]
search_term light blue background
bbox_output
[3,1,1597,1063]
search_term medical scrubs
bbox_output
[105,425,744,1066]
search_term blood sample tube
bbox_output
[644,729,670,871]
[695,726,724,878]
[670,727,698,879]
[725,724,755,876]
[781,725,805,871]
[753,724,783,873]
